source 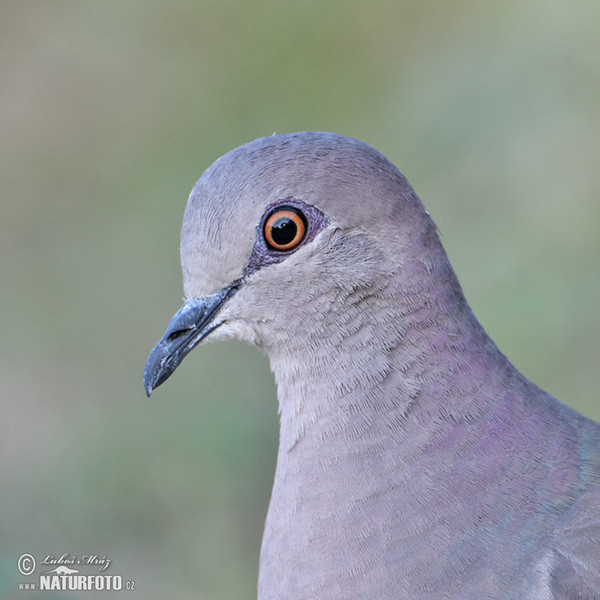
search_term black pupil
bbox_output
[271,217,297,246]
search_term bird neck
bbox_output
[260,272,537,599]
[268,260,518,455]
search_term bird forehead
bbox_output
[180,178,260,297]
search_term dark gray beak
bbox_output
[144,283,240,396]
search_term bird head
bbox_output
[144,132,443,396]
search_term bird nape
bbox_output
[144,132,600,600]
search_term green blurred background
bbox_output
[1,1,599,598]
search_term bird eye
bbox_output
[263,206,307,251]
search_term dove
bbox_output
[144,132,600,599]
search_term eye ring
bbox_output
[263,206,307,251]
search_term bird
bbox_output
[144,132,600,599]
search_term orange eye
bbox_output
[263,207,307,251]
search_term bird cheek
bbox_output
[216,299,266,346]
[208,320,261,346]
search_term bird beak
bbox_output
[144,282,240,396]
